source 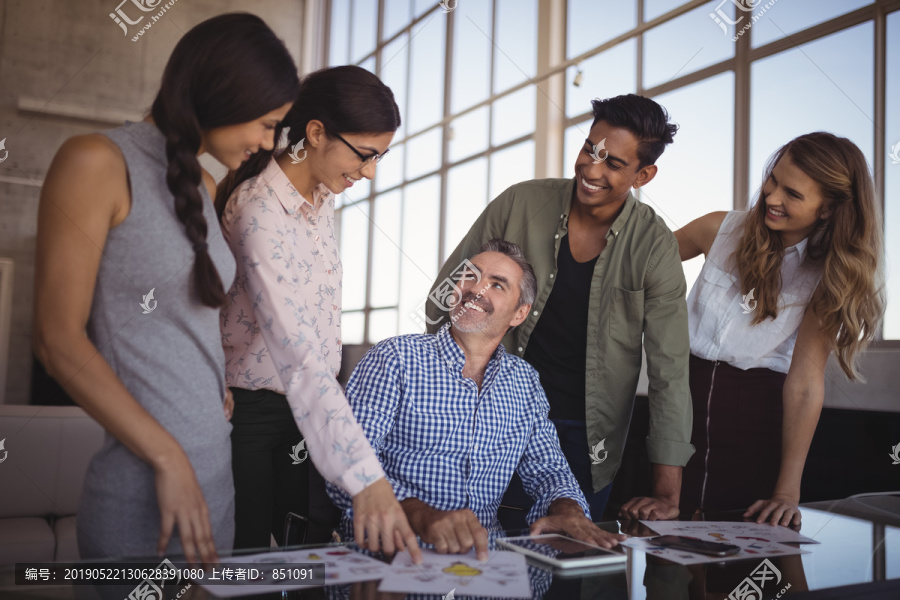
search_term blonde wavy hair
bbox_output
[732,132,884,380]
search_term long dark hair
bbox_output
[216,65,401,216]
[151,13,299,308]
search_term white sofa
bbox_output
[0,405,104,564]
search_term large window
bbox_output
[328,0,538,343]
[885,9,900,340]
[325,0,898,345]
[649,72,735,290]
[749,23,875,189]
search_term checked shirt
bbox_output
[327,323,589,536]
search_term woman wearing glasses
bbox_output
[215,66,418,559]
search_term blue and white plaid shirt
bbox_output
[327,323,589,536]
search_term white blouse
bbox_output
[687,211,822,373]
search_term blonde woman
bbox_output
[675,132,883,526]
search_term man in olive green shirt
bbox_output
[426,94,694,521]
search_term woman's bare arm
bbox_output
[673,211,728,261]
[33,134,218,563]
[744,308,829,526]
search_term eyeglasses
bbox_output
[330,130,390,166]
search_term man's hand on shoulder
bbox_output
[530,498,625,549]
[618,495,680,521]
[401,498,489,561]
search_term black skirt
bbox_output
[681,354,787,512]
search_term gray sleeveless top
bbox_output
[77,121,236,559]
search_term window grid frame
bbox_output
[324,0,900,346]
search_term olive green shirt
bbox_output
[426,178,695,491]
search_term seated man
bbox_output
[327,239,625,559]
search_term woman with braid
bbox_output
[675,133,883,526]
[33,14,297,560]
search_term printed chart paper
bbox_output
[621,521,813,566]
[636,520,819,544]
[621,535,808,565]
[197,547,389,597]
[378,549,531,598]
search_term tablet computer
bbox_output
[495,534,626,570]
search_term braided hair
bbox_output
[151,13,299,307]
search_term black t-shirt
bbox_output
[524,234,598,421]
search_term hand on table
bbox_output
[531,498,625,549]
[353,479,423,563]
[618,496,680,521]
[401,499,489,561]
[745,494,801,527]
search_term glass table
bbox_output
[2,495,899,599]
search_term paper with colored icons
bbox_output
[621,534,808,565]
[378,549,531,598]
[636,520,819,544]
[620,520,815,566]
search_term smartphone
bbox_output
[651,535,740,556]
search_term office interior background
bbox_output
[0,0,897,575]
[0,1,897,440]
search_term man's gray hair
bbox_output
[478,239,537,308]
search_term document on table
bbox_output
[378,549,532,598]
[196,546,389,597]
[636,520,819,544]
[621,534,809,565]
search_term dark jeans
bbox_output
[230,387,308,550]
[499,419,613,531]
